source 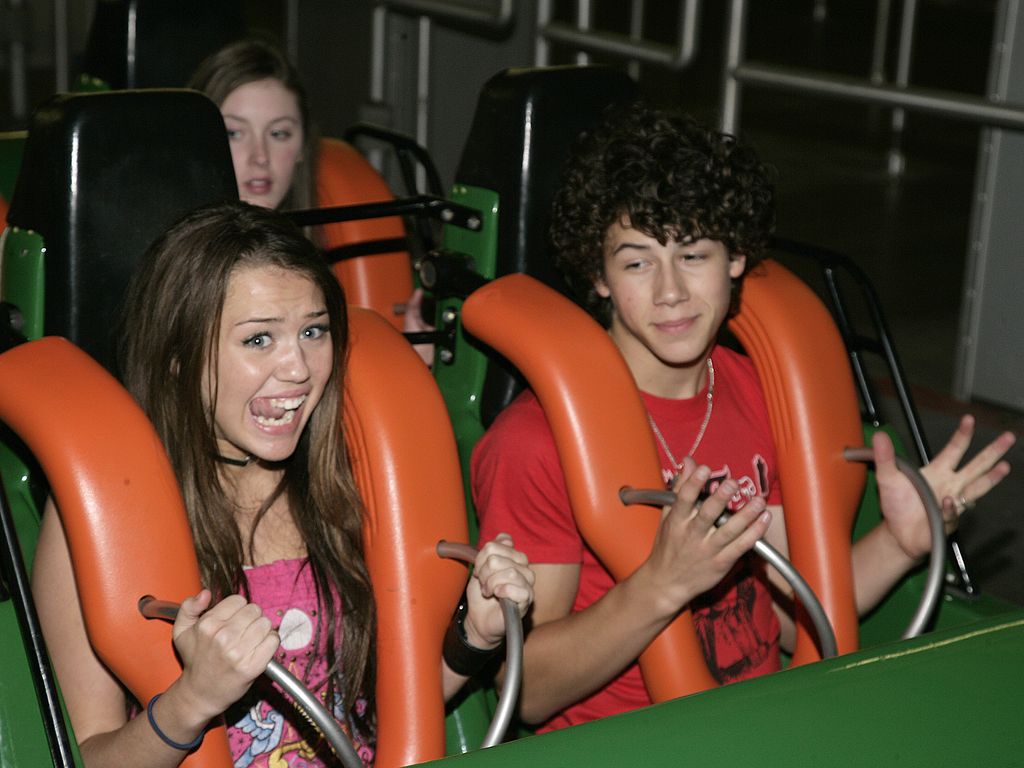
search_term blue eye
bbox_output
[303,324,329,340]
[270,128,294,141]
[243,332,271,348]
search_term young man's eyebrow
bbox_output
[609,241,650,255]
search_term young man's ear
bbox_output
[729,253,747,278]
[594,277,611,299]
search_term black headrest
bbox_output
[455,65,639,293]
[7,89,237,370]
[81,0,245,89]
[454,65,639,426]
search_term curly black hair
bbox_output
[551,103,776,325]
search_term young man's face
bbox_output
[595,218,745,394]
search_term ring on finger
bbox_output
[956,494,975,513]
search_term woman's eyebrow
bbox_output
[235,315,282,326]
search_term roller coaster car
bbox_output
[1,68,1023,768]
[425,66,1024,763]
[0,87,489,768]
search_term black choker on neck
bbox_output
[214,453,255,467]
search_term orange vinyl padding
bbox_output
[0,323,469,767]
[344,306,469,767]
[0,337,232,768]
[462,264,867,695]
[462,274,719,701]
[728,259,865,663]
[316,138,414,331]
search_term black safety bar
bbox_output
[0,478,77,767]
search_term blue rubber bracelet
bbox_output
[146,693,204,751]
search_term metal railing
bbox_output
[721,0,1024,136]
[535,0,701,71]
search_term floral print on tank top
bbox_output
[226,558,375,767]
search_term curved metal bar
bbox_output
[138,598,363,768]
[843,447,947,639]
[618,487,838,659]
[261,661,363,768]
[436,540,524,748]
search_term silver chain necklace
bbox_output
[647,357,715,474]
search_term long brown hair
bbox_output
[119,200,374,725]
[189,37,319,212]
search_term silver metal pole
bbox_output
[870,0,893,84]
[575,0,592,66]
[535,0,552,66]
[733,61,1024,130]
[628,0,646,81]
[53,0,69,93]
[9,0,28,120]
[416,15,431,192]
[721,0,748,135]
[285,0,300,65]
[366,5,389,171]
[888,0,919,176]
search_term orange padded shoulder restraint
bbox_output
[344,307,469,767]
[728,259,865,663]
[463,265,866,696]
[462,274,719,701]
[0,337,232,767]
[316,138,414,331]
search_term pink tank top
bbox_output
[226,558,375,767]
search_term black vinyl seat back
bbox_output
[80,0,246,89]
[456,65,639,296]
[7,89,238,370]
[453,65,639,424]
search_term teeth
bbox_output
[270,395,306,410]
[255,409,298,427]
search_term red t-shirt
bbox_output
[473,345,782,732]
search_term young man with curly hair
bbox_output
[471,102,1014,732]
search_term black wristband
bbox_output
[442,595,499,677]
[146,693,204,751]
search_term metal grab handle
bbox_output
[843,447,947,639]
[618,488,839,660]
[138,598,364,768]
[436,541,524,749]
